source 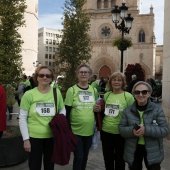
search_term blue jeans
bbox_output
[73,135,93,170]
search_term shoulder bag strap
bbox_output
[53,87,57,113]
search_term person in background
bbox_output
[6,84,16,121]
[94,72,134,170]
[99,77,106,94]
[23,74,32,92]
[105,77,110,92]
[19,66,66,170]
[90,74,99,92]
[65,63,98,170]
[29,73,37,88]
[0,85,6,139]
[127,74,138,93]
[15,81,25,107]
[119,81,169,170]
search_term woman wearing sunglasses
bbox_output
[119,81,169,170]
[19,66,66,170]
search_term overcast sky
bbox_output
[38,0,164,45]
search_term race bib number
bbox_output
[78,91,94,102]
[105,104,119,117]
[36,103,55,116]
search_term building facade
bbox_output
[38,27,63,74]
[19,0,38,76]
[162,0,170,118]
[83,0,157,79]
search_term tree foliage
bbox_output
[56,0,92,95]
[0,0,26,85]
[124,63,145,86]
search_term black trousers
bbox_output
[130,144,161,170]
[73,135,93,170]
[28,137,54,170]
[100,130,125,170]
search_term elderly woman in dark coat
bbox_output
[119,81,169,170]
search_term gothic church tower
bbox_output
[19,0,38,76]
[84,0,155,79]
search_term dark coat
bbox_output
[49,114,78,165]
[119,100,169,166]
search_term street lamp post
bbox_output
[33,60,41,67]
[111,3,134,72]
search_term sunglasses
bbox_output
[78,71,89,75]
[38,74,52,78]
[134,90,149,95]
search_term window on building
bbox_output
[46,32,48,36]
[104,0,108,8]
[111,0,116,7]
[45,61,48,66]
[49,39,52,44]
[46,46,48,51]
[46,39,48,44]
[138,30,145,43]
[97,0,101,9]
[49,54,52,59]
[53,62,55,67]
[45,54,48,59]
[53,40,56,45]
[38,33,43,37]
[53,47,56,52]
[53,55,55,59]
[49,61,52,66]
[49,47,52,52]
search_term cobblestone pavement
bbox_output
[1,102,170,170]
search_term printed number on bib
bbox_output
[36,103,55,116]
[78,91,94,102]
[105,104,119,117]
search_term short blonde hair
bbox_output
[108,72,126,91]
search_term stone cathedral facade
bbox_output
[84,0,157,79]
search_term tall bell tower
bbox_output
[19,0,38,76]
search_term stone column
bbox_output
[101,0,104,9]
[162,0,170,138]
[108,0,111,8]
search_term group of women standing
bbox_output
[19,64,169,170]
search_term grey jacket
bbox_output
[119,100,169,166]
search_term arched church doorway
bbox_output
[99,65,111,78]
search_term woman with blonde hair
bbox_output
[94,72,134,170]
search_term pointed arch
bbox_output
[91,57,117,77]
[104,0,108,8]
[138,29,145,42]
[97,0,102,9]
[111,0,116,7]
[99,65,111,78]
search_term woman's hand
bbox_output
[24,139,31,152]
[94,104,101,112]
[133,126,145,137]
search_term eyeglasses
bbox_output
[112,79,122,82]
[134,90,149,95]
[38,74,52,78]
[78,71,89,75]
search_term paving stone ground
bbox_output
[1,102,169,170]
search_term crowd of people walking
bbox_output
[0,64,169,170]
